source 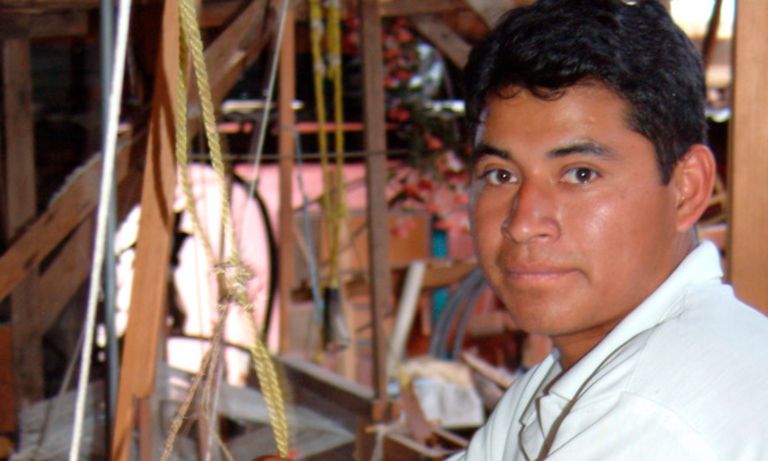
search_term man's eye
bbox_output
[563,167,598,184]
[480,168,517,186]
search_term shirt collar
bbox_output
[548,240,723,400]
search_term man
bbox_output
[451,0,768,460]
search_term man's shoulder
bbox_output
[622,281,768,445]
[643,278,768,371]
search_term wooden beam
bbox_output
[37,216,94,332]
[3,38,44,406]
[0,0,98,12]
[0,325,15,432]
[727,0,768,313]
[36,156,143,334]
[278,3,295,353]
[281,355,374,417]
[0,131,144,303]
[411,14,470,68]
[378,0,466,17]
[0,0,266,304]
[188,0,271,123]
[110,0,179,460]
[359,0,393,420]
[0,12,89,39]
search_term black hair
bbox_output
[464,0,707,183]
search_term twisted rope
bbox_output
[162,0,291,457]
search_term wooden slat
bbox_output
[3,38,44,406]
[278,4,295,353]
[411,14,470,68]
[727,0,768,313]
[110,0,179,459]
[0,12,88,38]
[359,0,392,418]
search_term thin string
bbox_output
[68,0,132,458]
[243,0,292,200]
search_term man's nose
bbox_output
[501,181,560,244]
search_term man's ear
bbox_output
[671,144,716,232]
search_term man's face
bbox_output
[470,84,691,365]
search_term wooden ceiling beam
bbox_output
[0,11,88,38]
[0,0,98,13]
[378,0,466,17]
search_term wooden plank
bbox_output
[0,12,89,39]
[378,0,466,17]
[37,216,94,332]
[727,0,768,313]
[281,356,374,416]
[278,4,295,353]
[0,131,144,303]
[3,38,44,406]
[359,0,392,418]
[411,14,470,68]
[110,0,179,459]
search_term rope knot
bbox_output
[214,260,253,303]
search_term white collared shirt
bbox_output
[450,241,768,460]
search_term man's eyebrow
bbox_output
[471,142,510,164]
[548,140,614,159]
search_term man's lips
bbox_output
[501,265,578,282]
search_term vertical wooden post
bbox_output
[727,0,768,313]
[2,38,44,408]
[278,3,296,354]
[110,0,179,459]
[0,326,15,432]
[359,0,392,419]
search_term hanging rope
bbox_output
[326,0,347,288]
[308,0,348,349]
[162,0,291,457]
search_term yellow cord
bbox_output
[169,0,291,457]
[309,0,347,289]
[326,0,347,288]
